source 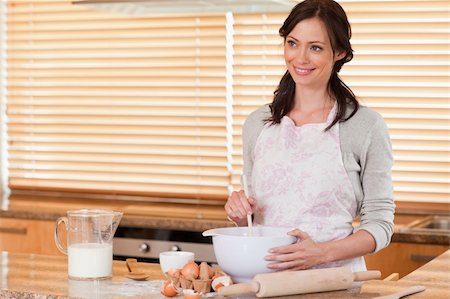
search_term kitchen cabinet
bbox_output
[364,242,449,279]
[0,217,63,256]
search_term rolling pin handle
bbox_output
[353,270,381,281]
[218,281,260,296]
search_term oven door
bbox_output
[113,227,216,264]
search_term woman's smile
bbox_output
[293,67,315,76]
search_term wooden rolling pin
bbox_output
[219,267,381,297]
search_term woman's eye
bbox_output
[287,40,296,47]
[311,45,322,52]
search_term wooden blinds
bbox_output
[338,1,449,203]
[4,0,449,204]
[6,0,228,200]
[231,0,450,203]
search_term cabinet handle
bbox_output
[410,254,436,263]
[0,227,27,235]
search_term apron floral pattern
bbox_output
[252,104,366,271]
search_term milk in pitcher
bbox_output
[68,243,112,279]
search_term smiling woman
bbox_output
[1,0,449,207]
[232,0,450,205]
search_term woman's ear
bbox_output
[335,50,347,61]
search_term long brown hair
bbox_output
[269,0,358,130]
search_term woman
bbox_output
[225,0,395,272]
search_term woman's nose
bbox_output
[296,48,309,63]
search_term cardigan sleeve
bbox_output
[242,105,270,196]
[353,113,395,253]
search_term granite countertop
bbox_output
[0,250,449,298]
[1,195,449,244]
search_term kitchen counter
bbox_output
[361,249,450,298]
[0,249,449,298]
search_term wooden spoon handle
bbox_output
[372,285,426,299]
[126,258,141,273]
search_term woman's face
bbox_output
[284,17,345,90]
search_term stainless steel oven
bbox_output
[113,226,216,264]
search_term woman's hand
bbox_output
[225,190,256,226]
[265,229,328,270]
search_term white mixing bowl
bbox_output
[202,226,296,283]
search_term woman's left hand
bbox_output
[265,229,327,271]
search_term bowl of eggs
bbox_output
[202,226,296,283]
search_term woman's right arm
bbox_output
[226,105,269,226]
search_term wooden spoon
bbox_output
[371,285,426,299]
[242,174,253,236]
[125,258,150,280]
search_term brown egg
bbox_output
[181,260,200,280]
[161,279,179,297]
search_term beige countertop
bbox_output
[0,250,449,298]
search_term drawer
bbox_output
[365,242,449,278]
[0,217,63,256]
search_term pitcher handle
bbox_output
[54,216,68,255]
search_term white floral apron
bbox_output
[252,104,366,271]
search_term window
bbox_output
[6,1,228,201]
[3,0,449,204]
[0,0,7,198]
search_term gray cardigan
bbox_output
[242,104,395,253]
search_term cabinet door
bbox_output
[0,217,64,256]
[365,242,449,278]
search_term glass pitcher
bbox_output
[54,209,123,280]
